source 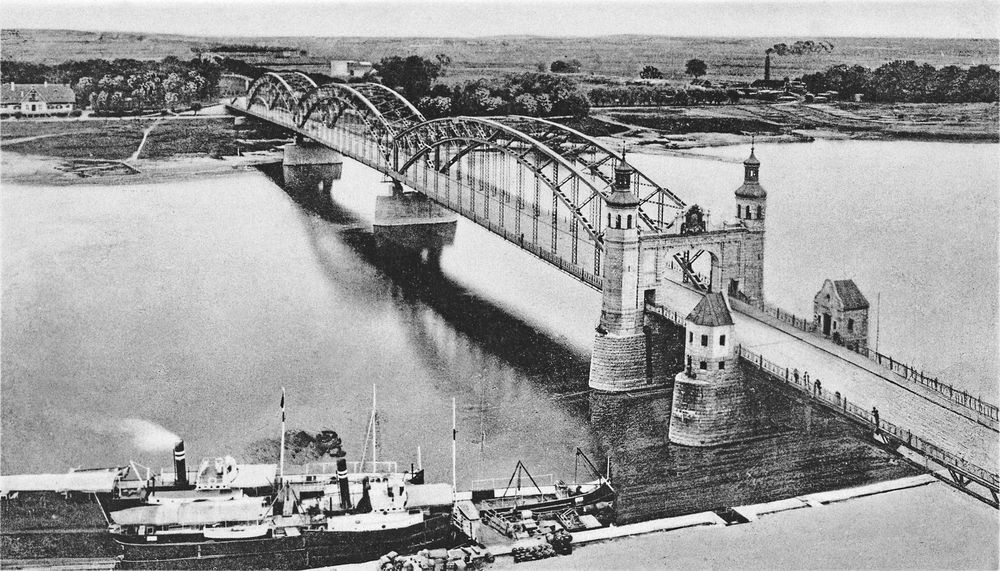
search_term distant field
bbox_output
[3,29,998,84]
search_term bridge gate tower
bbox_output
[730,146,767,302]
[589,157,677,392]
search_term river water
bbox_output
[2,140,996,524]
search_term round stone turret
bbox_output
[668,292,750,446]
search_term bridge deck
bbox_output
[657,280,999,474]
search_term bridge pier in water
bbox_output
[282,140,344,194]
[373,181,458,268]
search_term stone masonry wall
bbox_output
[668,367,750,447]
[589,317,683,392]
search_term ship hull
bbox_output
[114,512,454,570]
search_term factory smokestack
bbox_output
[764,52,772,82]
[173,440,188,487]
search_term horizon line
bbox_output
[4,27,997,41]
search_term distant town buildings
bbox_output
[330,60,374,79]
[1,82,75,117]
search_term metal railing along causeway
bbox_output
[730,294,998,424]
[738,346,998,491]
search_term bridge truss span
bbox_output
[233,75,688,289]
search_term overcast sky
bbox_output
[3,0,997,39]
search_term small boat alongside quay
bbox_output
[453,449,616,545]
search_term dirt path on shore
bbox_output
[128,118,162,162]
[2,131,98,145]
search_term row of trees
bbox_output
[639,59,708,81]
[550,59,582,74]
[800,61,998,103]
[84,70,210,113]
[1,57,222,113]
[415,73,591,119]
[588,85,732,107]
[372,56,592,119]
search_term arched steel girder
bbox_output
[393,116,606,244]
[492,116,686,230]
[295,83,417,164]
[348,83,426,132]
[246,71,317,114]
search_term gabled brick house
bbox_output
[1,83,76,118]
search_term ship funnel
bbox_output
[337,458,352,510]
[173,440,188,487]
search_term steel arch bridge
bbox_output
[229,71,688,289]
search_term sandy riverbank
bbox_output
[1,150,282,186]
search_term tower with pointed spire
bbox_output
[728,143,767,302]
[668,292,750,446]
[590,152,674,392]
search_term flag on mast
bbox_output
[280,389,286,422]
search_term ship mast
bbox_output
[279,386,286,481]
[360,384,377,471]
[452,397,457,491]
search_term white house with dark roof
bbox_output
[1,83,76,118]
[813,278,870,351]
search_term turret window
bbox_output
[627,215,632,229]
[608,214,612,227]
[701,335,708,347]
[689,332,693,343]
[848,318,854,332]
[616,215,621,229]
[719,335,726,346]
[745,206,752,219]
[757,205,762,219]
[719,361,726,370]
[699,361,707,370]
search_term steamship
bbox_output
[106,441,455,570]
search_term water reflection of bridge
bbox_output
[225,72,998,508]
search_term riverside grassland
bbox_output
[1,29,997,183]
[3,29,997,83]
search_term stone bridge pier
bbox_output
[282,140,344,194]
[373,181,459,267]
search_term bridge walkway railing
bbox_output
[737,346,999,500]
[728,294,998,427]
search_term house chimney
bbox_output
[173,441,188,487]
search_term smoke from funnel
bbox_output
[118,419,181,452]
